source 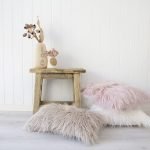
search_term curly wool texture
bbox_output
[90,105,150,127]
[24,103,104,144]
[82,82,150,110]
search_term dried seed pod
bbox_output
[28,28,33,33]
[28,34,31,38]
[29,24,33,28]
[35,29,40,33]
[24,24,30,29]
[23,18,44,43]
[23,33,27,37]
[48,51,54,57]
[32,32,36,37]
[52,49,59,57]
[33,24,36,28]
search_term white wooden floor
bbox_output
[0,111,150,150]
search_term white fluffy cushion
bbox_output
[24,103,104,144]
[90,105,150,127]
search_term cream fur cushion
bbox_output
[91,105,150,127]
[24,103,104,144]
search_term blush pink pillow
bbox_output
[82,82,150,110]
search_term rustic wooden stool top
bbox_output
[30,68,86,113]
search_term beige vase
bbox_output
[35,43,48,68]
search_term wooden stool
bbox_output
[30,68,86,113]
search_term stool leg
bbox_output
[33,73,43,113]
[73,73,81,107]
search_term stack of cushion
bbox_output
[82,81,150,127]
[24,82,150,144]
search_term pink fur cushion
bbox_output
[82,82,150,110]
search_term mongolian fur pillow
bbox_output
[82,82,150,110]
[90,105,150,127]
[24,103,104,144]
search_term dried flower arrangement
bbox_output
[47,48,59,66]
[22,17,59,68]
[22,18,47,68]
[23,18,44,43]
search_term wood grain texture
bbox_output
[42,73,73,79]
[30,68,86,73]
[31,68,85,112]
[73,73,81,107]
[40,100,73,105]
[33,74,43,113]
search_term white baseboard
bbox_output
[0,105,32,111]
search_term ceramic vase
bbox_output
[35,43,48,68]
[48,57,57,68]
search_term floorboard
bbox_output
[0,112,150,150]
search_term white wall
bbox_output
[0,0,150,111]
